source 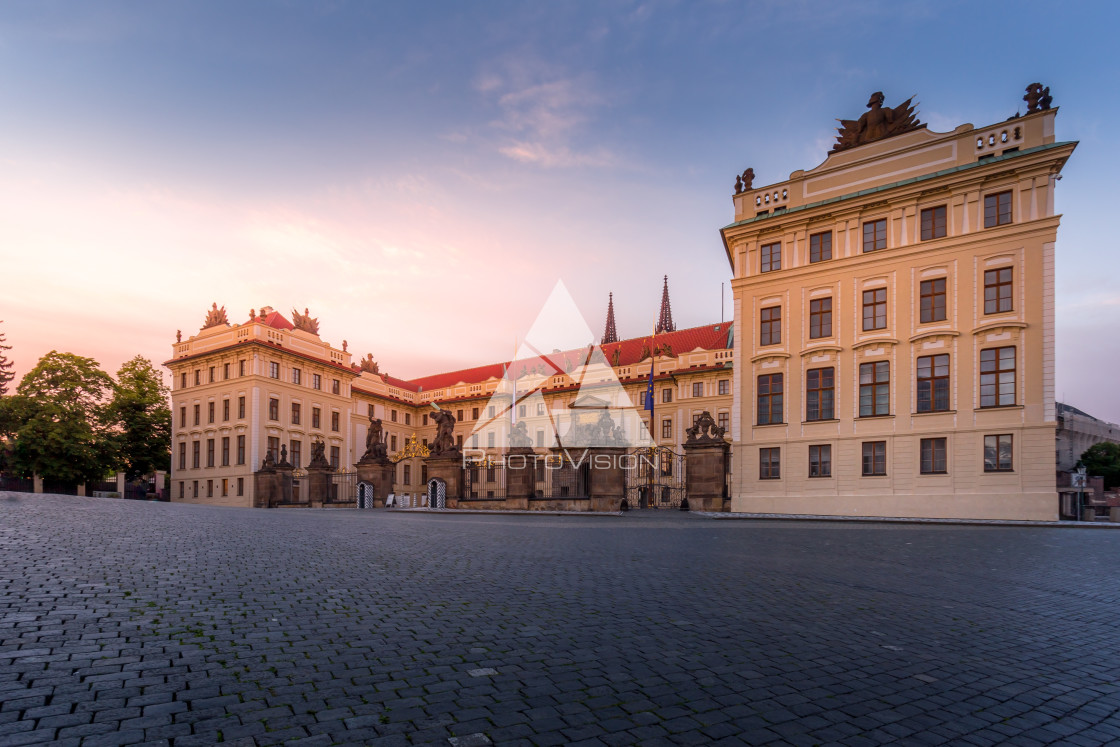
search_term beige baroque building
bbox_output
[166,292,735,508]
[721,89,1075,520]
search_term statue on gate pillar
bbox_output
[429,407,460,457]
[360,416,388,462]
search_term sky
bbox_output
[1,0,1118,420]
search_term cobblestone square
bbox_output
[2,493,1118,746]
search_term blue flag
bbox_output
[645,359,654,412]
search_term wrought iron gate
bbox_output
[624,447,686,509]
[330,472,358,502]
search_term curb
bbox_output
[691,511,1120,529]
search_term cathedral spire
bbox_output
[601,292,618,345]
[655,275,676,334]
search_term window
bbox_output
[920,206,947,240]
[984,190,1012,228]
[179,482,184,499]
[456,409,463,422]
[403,464,411,485]
[980,347,1016,408]
[221,437,230,467]
[487,432,495,448]
[423,414,429,426]
[809,445,831,477]
[267,437,279,461]
[237,436,245,465]
[331,412,340,432]
[223,363,230,380]
[471,407,479,420]
[313,374,321,390]
[863,218,887,252]
[916,355,950,413]
[404,413,411,426]
[292,369,301,385]
[488,405,496,417]
[207,480,213,498]
[180,373,187,389]
[984,268,1013,314]
[471,433,479,448]
[809,298,832,339]
[920,438,947,474]
[331,379,340,395]
[221,479,228,497]
[235,397,245,420]
[222,399,230,422]
[193,404,200,426]
[518,405,526,418]
[330,446,340,470]
[760,306,781,346]
[718,380,729,396]
[718,412,729,431]
[757,374,783,425]
[269,362,279,379]
[805,368,834,421]
[208,366,215,383]
[862,289,887,331]
[537,403,545,416]
[291,403,301,425]
[192,480,198,498]
[662,388,673,404]
[179,406,186,428]
[759,448,780,479]
[809,232,832,263]
[268,398,279,421]
[692,382,704,398]
[984,434,1014,472]
[920,279,947,323]
[178,443,186,470]
[290,440,301,469]
[760,242,781,273]
[859,361,890,417]
[661,419,672,440]
[237,477,243,496]
[192,441,200,469]
[390,435,397,451]
[367,404,375,417]
[194,370,200,385]
[862,441,887,476]
[239,360,245,376]
[536,429,544,447]
[312,408,321,429]
[208,401,215,424]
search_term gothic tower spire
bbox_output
[601,292,618,345]
[655,275,676,334]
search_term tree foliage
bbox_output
[7,351,118,484]
[0,320,13,396]
[109,356,172,479]
[1080,441,1120,490]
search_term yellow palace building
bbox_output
[165,285,735,508]
[721,86,1074,520]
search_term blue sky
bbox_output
[2,0,1118,419]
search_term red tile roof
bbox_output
[405,323,732,392]
[250,310,294,331]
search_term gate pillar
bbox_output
[682,440,730,512]
[306,465,331,507]
[274,462,295,506]
[424,454,464,509]
[587,447,626,512]
[504,447,536,510]
[355,458,395,508]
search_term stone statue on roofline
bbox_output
[832,92,922,153]
[360,353,379,374]
[1023,82,1053,113]
[202,303,229,329]
[292,307,320,335]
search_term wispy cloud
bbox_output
[476,56,613,169]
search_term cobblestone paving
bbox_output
[2,493,1119,746]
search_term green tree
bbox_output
[7,351,118,484]
[1080,441,1120,490]
[109,356,171,479]
[0,320,13,396]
